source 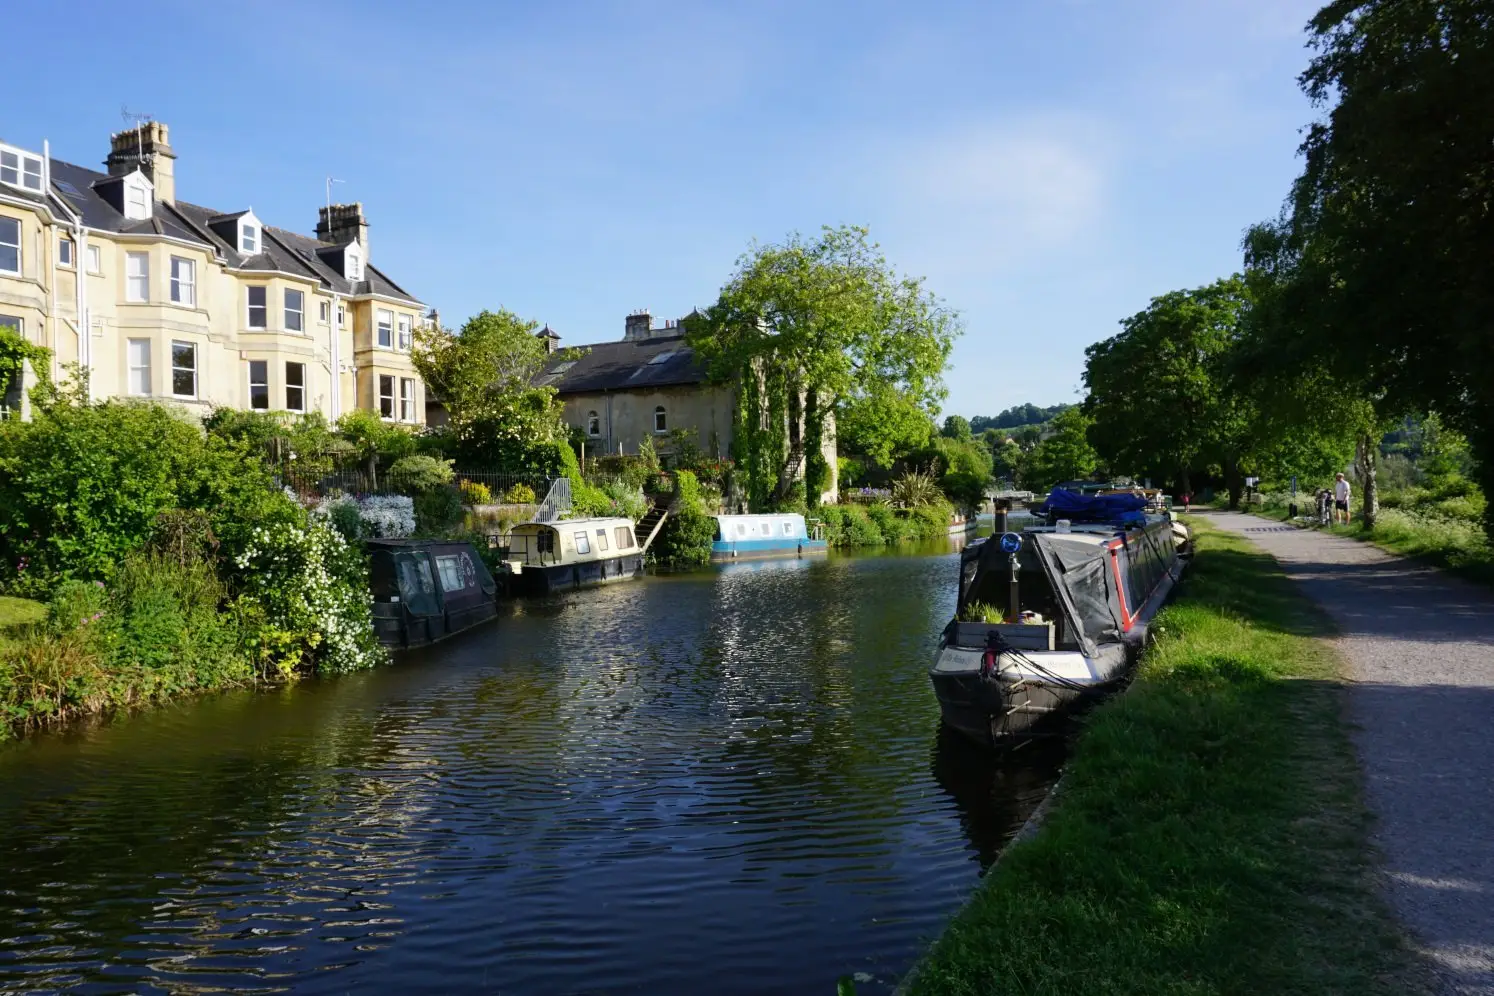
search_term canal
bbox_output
[0,543,1061,994]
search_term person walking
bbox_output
[1333,472,1352,525]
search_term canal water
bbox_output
[0,542,1061,995]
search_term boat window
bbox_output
[574,530,591,555]
[615,526,634,548]
[736,523,747,537]
[782,519,794,536]
[595,528,610,552]
[435,555,463,591]
[760,522,772,536]
[536,530,554,554]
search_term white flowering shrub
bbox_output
[233,518,387,675]
[313,494,416,539]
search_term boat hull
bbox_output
[504,552,645,595]
[372,599,498,649]
[709,539,829,562]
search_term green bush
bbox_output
[908,502,955,539]
[502,482,536,504]
[867,503,913,544]
[891,470,944,508]
[653,469,716,567]
[459,480,494,505]
[327,499,364,541]
[825,504,884,547]
[387,454,454,494]
[414,486,465,536]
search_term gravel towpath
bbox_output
[1209,511,1494,994]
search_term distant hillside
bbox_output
[970,403,1073,432]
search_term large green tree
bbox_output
[1258,0,1494,533]
[412,310,573,471]
[1083,277,1254,502]
[686,226,960,507]
[1021,406,1100,490]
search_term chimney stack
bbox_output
[106,120,176,204]
[624,309,652,341]
[317,202,370,259]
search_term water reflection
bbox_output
[0,542,1060,995]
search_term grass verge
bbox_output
[901,518,1424,996]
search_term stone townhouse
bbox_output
[536,310,839,503]
[0,121,429,423]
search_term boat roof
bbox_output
[513,516,636,530]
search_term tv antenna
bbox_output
[120,106,154,160]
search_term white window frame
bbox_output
[170,340,197,399]
[587,411,600,437]
[378,375,395,419]
[336,304,345,328]
[399,377,414,422]
[125,251,149,302]
[319,300,330,323]
[123,176,152,221]
[0,146,44,192]
[285,361,306,412]
[86,243,102,274]
[397,314,412,350]
[240,221,259,255]
[0,217,19,275]
[248,359,269,410]
[653,405,667,433]
[57,236,74,268]
[345,244,362,280]
[595,528,610,553]
[284,288,304,332]
[246,286,267,329]
[126,338,151,396]
[573,530,591,555]
[376,309,393,348]
[169,256,195,307]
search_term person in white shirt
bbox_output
[1333,472,1352,525]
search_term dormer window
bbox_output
[345,244,362,281]
[240,221,259,255]
[0,144,43,193]
[122,172,153,221]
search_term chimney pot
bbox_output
[624,309,652,341]
[317,201,370,260]
[106,120,176,204]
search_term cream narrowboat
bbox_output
[495,517,644,595]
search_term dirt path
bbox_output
[1208,511,1494,994]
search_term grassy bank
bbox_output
[901,519,1423,995]
[816,502,954,548]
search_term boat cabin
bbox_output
[711,513,828,561]
[495,516,644,594]
[367,539,499,648]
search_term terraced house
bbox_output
[0,121,429,423]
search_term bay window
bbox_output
[127,339,151,395]
[285,289,304,332]
[378,375,395,418]
[0,217,18,274]
[377,309,393,348]
[248,359,269,410]
[286,362,305,412]
[399,377,415,422]
[247,286,267,329]
[126,252,149,302]
[171,341,197,398]
[169,256,195,306]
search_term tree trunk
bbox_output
[1355,432,1378,530]
[1224,454,1243,510]
[1178,465,1192,501]
[779,375,804,500]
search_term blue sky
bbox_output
[5,0,1321,418]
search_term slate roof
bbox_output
[537,334,709,394]
[34,157,421,305]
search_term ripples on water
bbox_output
[0,548,1061,994]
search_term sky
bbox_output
[3,0,1323,419]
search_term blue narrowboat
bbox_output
[710,513,828,562]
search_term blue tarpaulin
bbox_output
[1037,488,1149,524]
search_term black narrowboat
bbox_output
[368,539,499,648]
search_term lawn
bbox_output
[898,518,1426,995]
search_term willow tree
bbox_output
[686,226,960,508]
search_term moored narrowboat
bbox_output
[928,490,1189,746]
[368,539,499,648]
[495,516,645,594]
[710,513,828,561]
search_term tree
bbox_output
[941,414,972,442]
[687,226,961,506]
[1021,406,1099,490]
[1264,0,1494,534]
[1083,277,1254,503]
[412,310,573,470]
